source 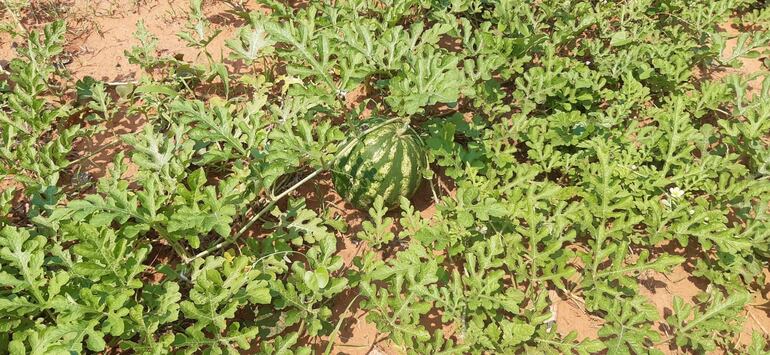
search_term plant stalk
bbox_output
[324,294,361,355]
[189,117,403,262]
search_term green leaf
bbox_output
[666,291,751,352]
[610,31,632,47]
[227,26,275,63]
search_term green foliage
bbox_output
[598,296,662,355]
[1,0,769,353]
[175,256,270,353]
[226,25,274,64]
[665,291,751,352]
[357,196,395,247]
[0,20,79,188]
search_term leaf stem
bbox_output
[324,293,361,355]
[189,168,322,261]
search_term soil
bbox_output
[1,1,768,354]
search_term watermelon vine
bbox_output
[1,0,769,354]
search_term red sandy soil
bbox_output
[1,1,769,354]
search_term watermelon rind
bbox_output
[331,121,426,210]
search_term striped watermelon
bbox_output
[332,121,426,210]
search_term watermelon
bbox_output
[332,121,426,210]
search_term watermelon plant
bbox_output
[1,0,770,354]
